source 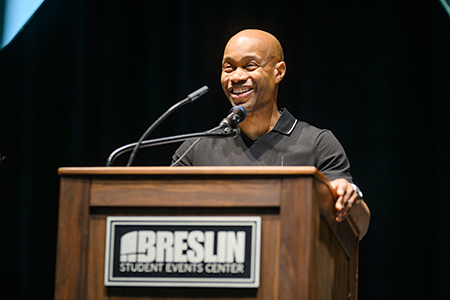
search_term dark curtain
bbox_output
[1,0,449,299]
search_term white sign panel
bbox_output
[104,216,261,288]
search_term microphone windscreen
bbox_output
[229,106,247,123]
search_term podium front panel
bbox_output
[54,167,359,300]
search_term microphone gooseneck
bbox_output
[106,127,239,167]
[125,86,209,167]
[106,101,246,167]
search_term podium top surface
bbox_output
[58,166,326,178]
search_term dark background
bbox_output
[1,0,449,299]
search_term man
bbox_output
[173,29,370,239]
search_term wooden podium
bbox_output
[54,166,360,300]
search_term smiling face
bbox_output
[221,30,286,114]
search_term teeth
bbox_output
[232,87,252,94]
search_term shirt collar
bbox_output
[272,108,298,135]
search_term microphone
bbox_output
[219,106,247,130]
[125,86,209,167]
[187,86,209,102]
[171,107,246,167]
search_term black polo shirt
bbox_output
[172,108,353,182]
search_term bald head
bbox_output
[224,29,284,63]
[220,29,287,119]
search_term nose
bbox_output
[230,67,248,83]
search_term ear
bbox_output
[274,61,286,84]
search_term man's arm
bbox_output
[330,178,370,240]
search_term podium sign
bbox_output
[104,216,261,288]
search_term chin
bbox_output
[230,97,252,108]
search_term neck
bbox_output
[239,105,281,140]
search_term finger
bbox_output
[335,186,352,210]
[335,193,359,222]
[336,204,352,222]
[342,184,355,206]
[337,199,352,217]
[331,180,345,195]
[338,184,347,196]
[335,195,344,210]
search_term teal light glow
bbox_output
[1,0,45,49]
[441,0,450,17]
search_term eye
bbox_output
[223,64,235,73]
[246,63,258,71]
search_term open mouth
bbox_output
[230,86,253,97]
